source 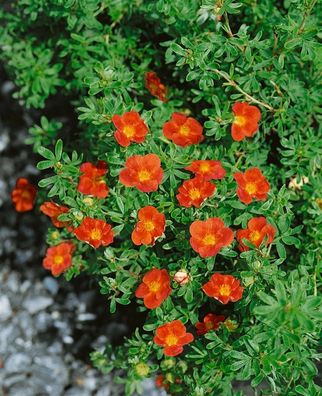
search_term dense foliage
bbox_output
[1,0,321,395]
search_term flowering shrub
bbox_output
[1,0,321,395]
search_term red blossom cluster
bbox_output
[13,98,275,357]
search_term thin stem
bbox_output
[207,67,275,111]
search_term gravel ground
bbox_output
[0,76,165,396]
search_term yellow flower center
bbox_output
[138,170,151,182]
[250,230,261,242]
[54,255,64,265]
[144,220,155,232]
[21,190,31,199]
[189,188,201,200]
[179,125,190,136]
[234,115,246,126]
[245,182,257,194]
[149,281,161,292]
[123,125,135,138]
[219,284,231,296]
[90,228,102,240]
[203,234,217,246]
[166,334,178,346]
[200,163,210,173]
[205,321,214,330]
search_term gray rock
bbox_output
[43,277,59,295]
[0,129,9,152]
[0,295,12,321]
[5,353,32,373]
[3,373,27,388]
[95,386,111,396]
[31,356,69,395]
[65,388,91,396]
[8,383,36,396]
[23,295,53,314]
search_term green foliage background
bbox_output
[1,0,321,395]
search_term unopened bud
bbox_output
[173,270,190,285]
[83,197,94,206]
[135,362,150,377]
[223,319,238,332]
[73,211,84,221]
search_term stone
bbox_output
[43,277,59,295]
[0,295,12,321]
[5,353,32,373]
[23,295,53,314]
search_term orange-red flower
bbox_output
[155,374,169,390]
[177,177,216,208]
[135,268,172,309]
[73,217,114,248]
[77,161,109,199]
[145,71,167,102]
[119,154,164,192]
[40,201,73,230]
[131,206,166,246]
[185,160,226,181]
[11,178,37,212]
[195,313,225,335]
[231,102,261,141]
[202,273,244,304]
[154,320,194,356]
[189,218,234,258]
[234,167,270,204]
[43,241,75,276]
[112,111,149,147]
[236,216,276,251]
[163,113,204,147]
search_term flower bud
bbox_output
[135,362,150,377]
[73,210,84,221]
[161,358,175,370]
[173,270,190,285]
[51,230,60,240]
[83,197,94,206]
[223,319,238,332]
[165,372,174,383]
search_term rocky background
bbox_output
[0,70,165,396]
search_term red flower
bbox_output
[163,113,204,147]
[43,241,75,276]
[131,206,166,246]
[119,154,164,192]
[112,111,148,147]
[177,177,216,208]
[202,273,244,304]
[77,161,109,199]
[185,160,226,181]
[234,167,270,204]
[40,201,73,230]
[155,374,169,390]
[195,313,225,335]
[135,268,172,309]
[236,216,276,251]
[231,102,261,141]
[154,320,194,356]
[73,217,114,248]
[11,178,37,212]
[189,218,234,258]
[145,71,167,102]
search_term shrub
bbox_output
[1,0,321,395]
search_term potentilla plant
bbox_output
[3,0,321,395]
